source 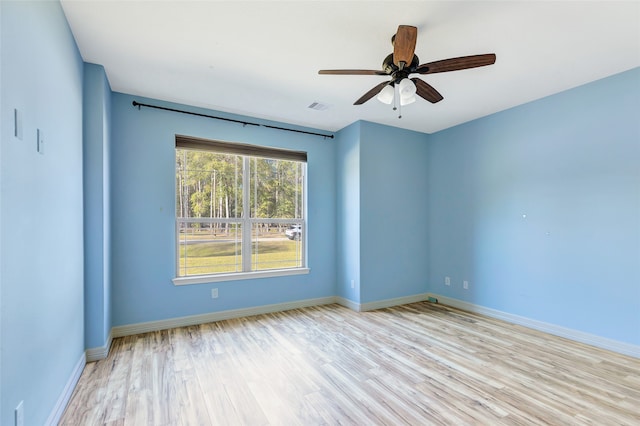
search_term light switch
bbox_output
[37,128,44,154]
[14,109,23,140]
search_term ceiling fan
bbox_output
[318,25,496,108]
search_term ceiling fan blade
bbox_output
[319,69,388,76]
[415,54,496,74]
[354,81,391,105]
[412,78,444,103]
[393,25,417,67]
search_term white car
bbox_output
[285,225,302,240]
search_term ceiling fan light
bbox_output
[398,78,416,98]
[376,85,395,104]
[400,94,416,106]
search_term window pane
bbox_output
[176,141,306,279]
[250,158,304,219]
[251,222,303,271]
[178,220,242,276]
[176,149,243,219]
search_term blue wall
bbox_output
[427,68,640,345]
[83,63,112,350]
[360,122,430,303]
[335,121,430,306]
[1,1,85,424]
[335,122,361,302]
[110,93,336,326]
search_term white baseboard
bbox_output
[429,293,640,359]
[360,292,430,312]
[106,292,427,350]
[86,330,113,362]
[335,293,430,312]
[111,292,430,340]
[335,296,361,311]
[45,351,86,425]
[112,296,336,338]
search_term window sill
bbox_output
[172,268,310,286]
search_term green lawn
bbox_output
[178,238,301,276]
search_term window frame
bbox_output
[172,135,309,285]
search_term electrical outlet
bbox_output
[211,288,218,299]
[463,280,469,290]
[15,401,24,426]
[351,280,355,289]
[445,276,451,286]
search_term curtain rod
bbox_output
[132,101,334,140]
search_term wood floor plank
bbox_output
[60,302,640,425]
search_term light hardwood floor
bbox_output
[60,302,640,425]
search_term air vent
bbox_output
[308,102,330,111]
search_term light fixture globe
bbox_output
[400,94,416,106]
[398,78,416,98]
[376,84,395,104]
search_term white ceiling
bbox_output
[61,1,640,134]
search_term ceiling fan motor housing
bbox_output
[382,54,420,82]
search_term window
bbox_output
[173,135,308,284]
